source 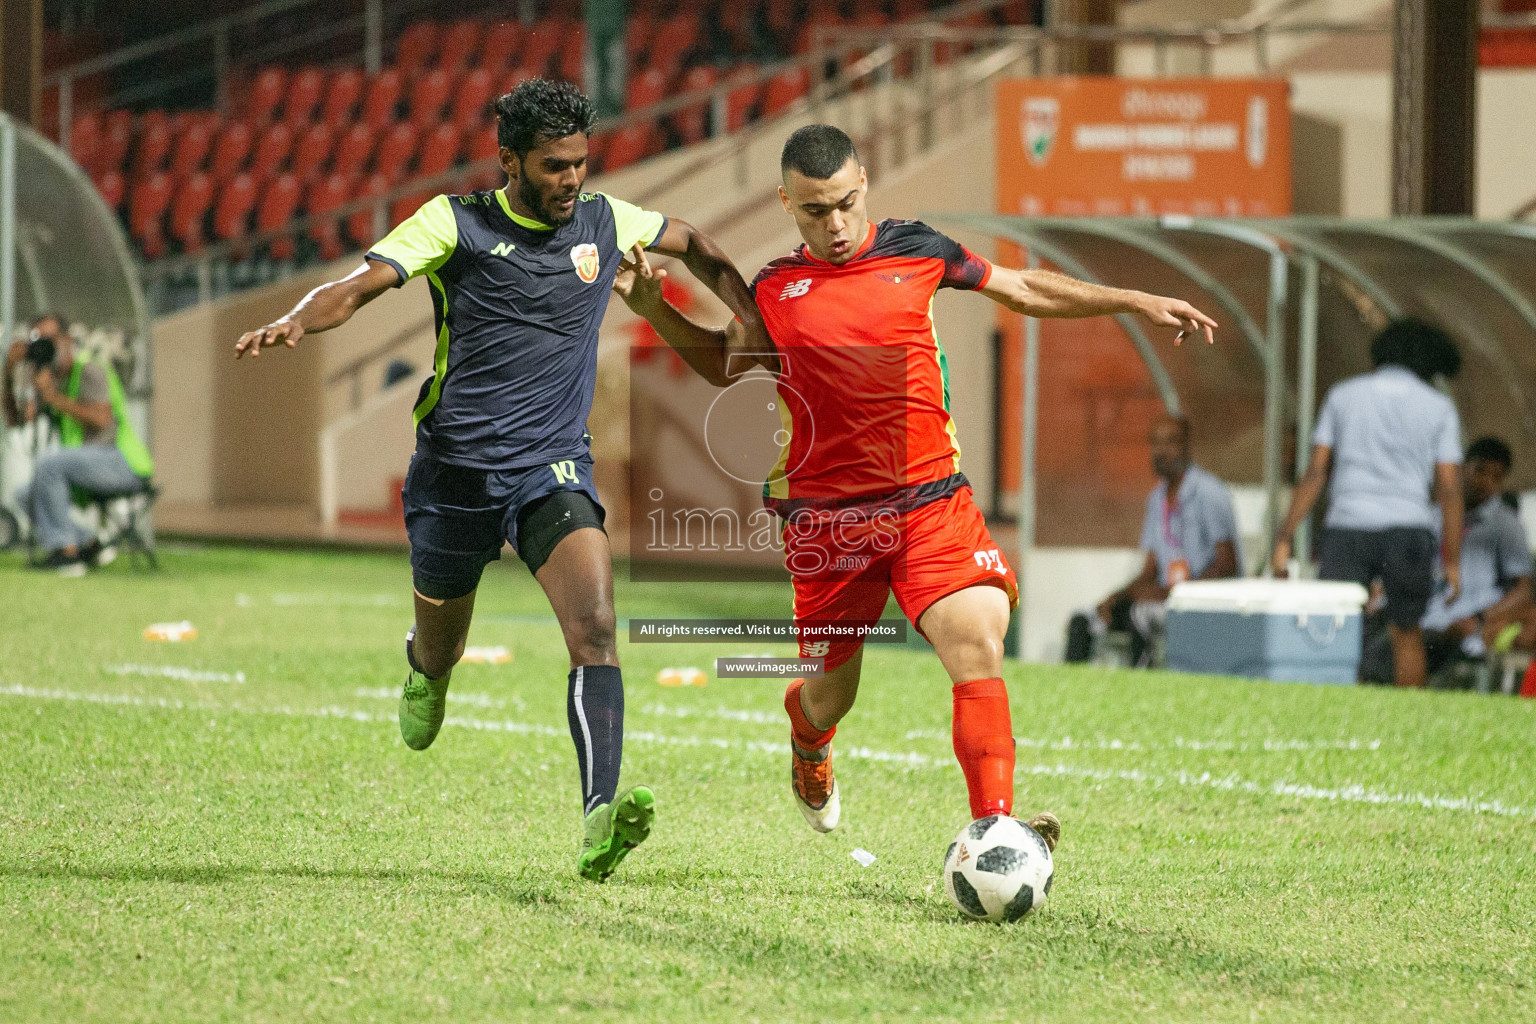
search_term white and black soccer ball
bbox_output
[942,815,1054,923]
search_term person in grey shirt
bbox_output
[1068,415,1241,665]
[1419,437,1532,667]
[3,314,148,574]
[1273,319,1465,687]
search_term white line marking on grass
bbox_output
[903,730,1382,753]
[2,685,1527,819]
[106,664,247,684]
[352,687,524,711]
[641,702,783,725]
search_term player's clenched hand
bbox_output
[1136,294,1217,346]
[234,317,304,359]
[612,242,667,315]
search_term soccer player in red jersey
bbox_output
[614,125,1217,848]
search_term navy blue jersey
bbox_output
[367,189,666,470]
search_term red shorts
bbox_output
[785,487,1018,670]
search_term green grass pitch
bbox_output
[2,544,1534,1022]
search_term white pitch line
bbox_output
[106,663,247,685]
[1,684,1529,820]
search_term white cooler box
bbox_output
[1165,579,1370,684]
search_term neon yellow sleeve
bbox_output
[602,192,668,253]
[366,194,458,283]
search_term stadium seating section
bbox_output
[66,0,1036,262]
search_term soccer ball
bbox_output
[942,815,1054,923]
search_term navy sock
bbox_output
[567,665,624,815]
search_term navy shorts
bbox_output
[402,446,605,598]
[1319,526,1437,630]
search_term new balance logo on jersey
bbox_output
[491,242,516,256]
[973,549,1006,574]
[779,278,812,300]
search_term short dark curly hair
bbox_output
[1369,318,1461,383]
[494,78,597,158]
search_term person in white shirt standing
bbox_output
[1272,319,1465,688]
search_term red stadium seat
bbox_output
[601,124,656,173]
[209,120,253,182]
[102,110,133,175]
[762,66,810,116]
[718,0,757,53]
[893,0,932,19]
[360,69,404,130]
[257,172,303,258]
[558,23,587,82]
[395,22,439,76]
[465,124,502,190]
[725,65,763,132]
[332,122,376,177]
[521,18,566,75]
[451,67,496,129]
[673,65,718,144]
[390,191,430,228]
[291,121,336,180]
[306,170,353,261]
[373,120,420,182]
[213,172,258,240]
[795,14,848,55]
[132,111,172,177]
[69,112,101,173]
[346,171,390,249]
[437,19,481,70]
[408,67,455,128]
[93,169,125,212]
[170,170,214,252]
[248,67,288,124]
[321,68,365,128]
[624,15,654,63]
[168,116,215,179]
[250,121,295,183]
[649,14,701,75]
[626,67,670,110]
[286,67,327,123]
[128,171,173,257]
[481,21,524,72]
[416,122,463,177]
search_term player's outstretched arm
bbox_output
[233,260,399,359]
[980,266,1217,345]
[647,218,774,355]
[613,245,744,388]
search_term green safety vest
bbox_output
[60,351,155,478]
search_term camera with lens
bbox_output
[25,335,57,369]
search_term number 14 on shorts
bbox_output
[973,549,1006,574]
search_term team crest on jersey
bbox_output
[571,243,600,283]
[1022,96,1059,167]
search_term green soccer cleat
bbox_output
[398,666,451,750]
[577,785,656,882]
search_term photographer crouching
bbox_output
[3,313,154,575]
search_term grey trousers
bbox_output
[19,445,143,552]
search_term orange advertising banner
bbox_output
[996,77,1292,217]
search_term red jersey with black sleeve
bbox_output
[751,218,993,513]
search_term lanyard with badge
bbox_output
[1162,489,1191,585]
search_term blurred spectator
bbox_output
[2,313,154,575]
[1417,436,1533,673]
[1273,319,1464,688]
[1066,415,1241,665]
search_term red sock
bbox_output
[785,678,836,749]
[952,678,1015,818]
[1521,659,1536,699]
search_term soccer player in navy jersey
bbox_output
[234,80,769,881]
